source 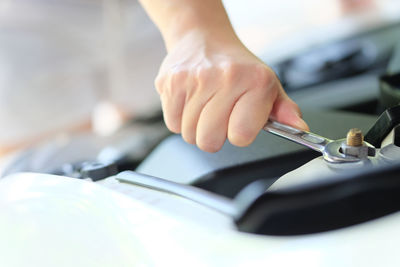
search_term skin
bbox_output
[139,0,309,152]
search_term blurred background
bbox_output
[0,0,400,162]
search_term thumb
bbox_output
[269,89,309,131]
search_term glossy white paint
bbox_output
[1,172,400,267]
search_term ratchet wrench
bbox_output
[263,121,375,163]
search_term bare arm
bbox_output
[139,0,308,152]
[139,0,237,50]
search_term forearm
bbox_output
[139,0,239,50]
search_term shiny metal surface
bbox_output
[323,140,361,163]
[263,121,369,163]
[264,121,330,152]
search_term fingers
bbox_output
[158,71,308,152]
[156,54,308,152]
[269,87,309,131]
[156,71,187,133]
[227,84,277,147]
[195,90,236,152]
[180,89,215,144]
[159,91,185,134]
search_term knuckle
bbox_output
[166,85,186,101]
[154,75,165,94]
[251,65,276,89]
[228,127,256,147]
[160,73,187,98]
[166,121,181,134]
[197,138,223,153]
[170,68,188,86]
[221,61,236,72]
[182,131,196,145]
[196,66,212,81]
[161,106,182,134]
[222,62,239,80]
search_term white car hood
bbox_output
[1,172,400,267]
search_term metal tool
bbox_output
[263,121,375,163]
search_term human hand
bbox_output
[155,30,308,152]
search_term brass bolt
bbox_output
[346,128,363,146]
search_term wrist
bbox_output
[161,6,239,51]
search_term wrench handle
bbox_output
[263,121,331,153]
